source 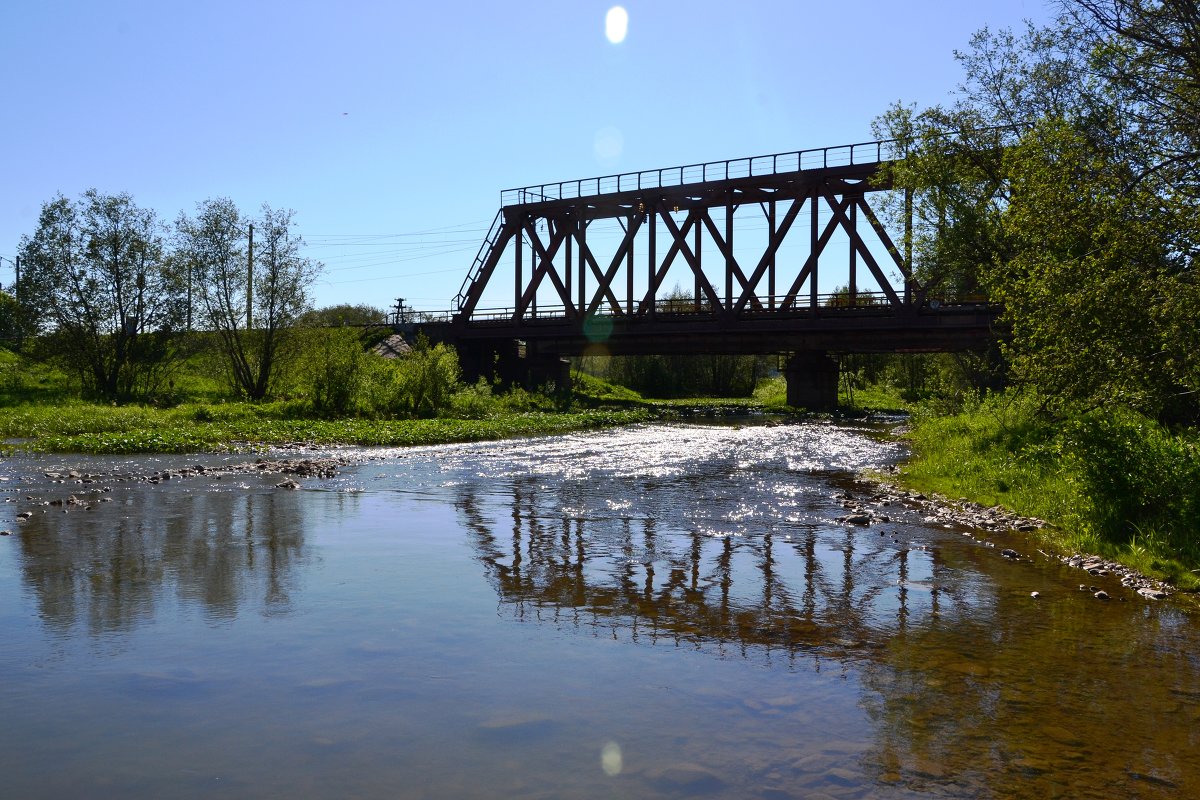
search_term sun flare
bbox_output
[605,6,628,44]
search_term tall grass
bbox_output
[900,393,1200,589]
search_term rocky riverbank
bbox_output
[1,455,360,534]
[838,466,1174,602]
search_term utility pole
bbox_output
[246,223,254,330]
[393,297,406,326]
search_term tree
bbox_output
[176,199,322,400]
[872,11,1200,420]
[990,119,1191,415]
[16,190,186,400]
[1063,0,1200,189]
[297,303,388,327]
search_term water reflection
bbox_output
[459,478,965,664]
[1,422,1198,798]
[453,441,1200,798]
[15,486,308,634]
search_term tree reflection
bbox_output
[15,487,308,634]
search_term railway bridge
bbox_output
[416,138,1000,409]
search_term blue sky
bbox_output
[1,0,1052,312]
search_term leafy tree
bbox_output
[303,327,370,416]
[16,190,186,400]
[176,199,322,400]
[992,119,1198,417]
[1064,0,1200,189]
[873,9,1200,420]
[297,303,388,327]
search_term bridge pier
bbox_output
[526,352,571,393]
[785,352,839,411]
[457,340,570,393]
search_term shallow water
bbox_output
[0,421,1197,798]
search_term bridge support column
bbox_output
[785,352,839,411]
[527,354,571,393]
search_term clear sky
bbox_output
[1,0,1053,313]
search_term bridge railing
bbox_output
[452,209,506,312]
[502,139,898,207]
[453,292,926,322]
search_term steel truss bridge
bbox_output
[416,138,1001,408]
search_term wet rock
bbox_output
[1030,591,1040,598]
[276,480,301,490]
[0,530,10,536]
[1001,548,1019,559]
[1138,587,1168,600]
[1094,590,1110,601]
[16,511,32,519]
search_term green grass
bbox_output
[840,382,914,414]
[0,401,650,454]
[896,393,1200,591]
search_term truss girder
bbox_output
[457,160,920,329]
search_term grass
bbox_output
[895,393,1200,591]
[33,410,652,453]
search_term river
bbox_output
[0,420,1197,798]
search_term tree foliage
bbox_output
[176,199,321,400]
[297,303,388,327]
[874,4,1200,421]
[16,190,187,400]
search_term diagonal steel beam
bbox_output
[585,213,643,316]
[572,221,625,316]
[637,208,700,316]
[821,187,902,307]
[699,210,765,312]
[516,221,575,320]
[731,197,805,314]
[659,208,723,313]
[778,197,849,310]
[457,219,520,320]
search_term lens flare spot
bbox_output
[601,740,623,776]
[605,6,628,44]
[594,126,624,164]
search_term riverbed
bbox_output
[1,420,1197,798]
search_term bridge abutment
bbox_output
[785,352,839,411]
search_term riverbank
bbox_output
[0,402,653,454]
[864,394,1200,593]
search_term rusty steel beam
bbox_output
[436,144,1005,362]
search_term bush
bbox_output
[1063,410,1200,562]
[450,378,495,419]
[388,335,460,418]
[304,328,369,417]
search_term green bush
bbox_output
[304,328,369,417]
[388,335,460,418]
[1063,410,1200,563]
[450,378,495,419]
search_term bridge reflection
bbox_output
[457,477,1200,796]
[456,479,969,665]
